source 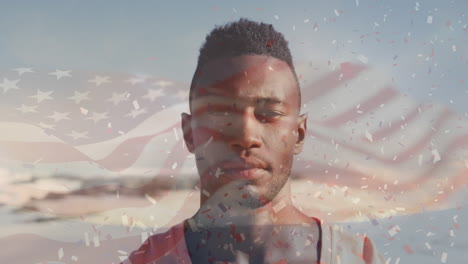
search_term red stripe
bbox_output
[369,105,422,141]
[322,86,399,127]
[302,62,368,103]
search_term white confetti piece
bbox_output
[58,248,64,259]
[202,189,210,197]
[122,214,128,226]
[365,130,373,142]
[71,255,78,261]
[396,207,406,211]
[79,107,88,115]
[132,100,140,110]
[215,167,223,178]
[425,242,431,250]
[418,154,423,166]
[117,250,128,255]
[352,198,360,204]
[304,19,309,23]
[84,232,90,246]
[173,127,179,141]
[427,16,433,24]
[432,149,441,163]
[172,162,177,170]
[452,45,456,52]
[108,122,112,128]
[388,225,400,237]
[240,233,246,241]
[93,235,100,247]
[334,9,340,16]
[274,15,279,20]
[145,193,157,205]
[441,252,447,263]
[355,0,359,7]
[357,54,369,64]
[272,201,286,213]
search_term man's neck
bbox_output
[188,179,314,230]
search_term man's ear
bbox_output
[181,113,195,153]
[293,113,307,155]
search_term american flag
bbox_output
[0,68,192,175]
[0,62,467,262]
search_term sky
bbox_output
[1,0,467,112]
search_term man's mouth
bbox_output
[222,168,267,180]
[217,159,269,180]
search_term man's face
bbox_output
[182,55,307,206]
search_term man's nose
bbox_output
[229,110,262,150]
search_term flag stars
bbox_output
[67,130,89,140]
[108,92,129,106]
[48,111,70,122]
[88,75,111,86]
[49,69,72,80]
[11,67,34,76]
[0,78,20,93]
[16,104,38,114]
[68,91,91,104]
[86,111,109,124]
[125,108,147,119]
[143,88,165,102]
[30,89,54,103]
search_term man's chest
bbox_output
[185,224,320,263]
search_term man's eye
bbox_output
[256,111,282,122]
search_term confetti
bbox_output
[218,202,228,212]
[93,235,100,247]
[145,193,157,205]
[365,130,373,142]
[58,248,64,259]
[431,149,441,163]
[202,189,211,197]
[441,252,448,263]
[357,54,369,64]
[425,242,431,250]
[388,225,400,237]
[427,16,433,24]
[122,214,129,226]
[132,100,140,110]
[79,107,88,115]
[84,232,90,246]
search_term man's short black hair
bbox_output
[189,18,300,110]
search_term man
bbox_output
[124,18,384,264]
